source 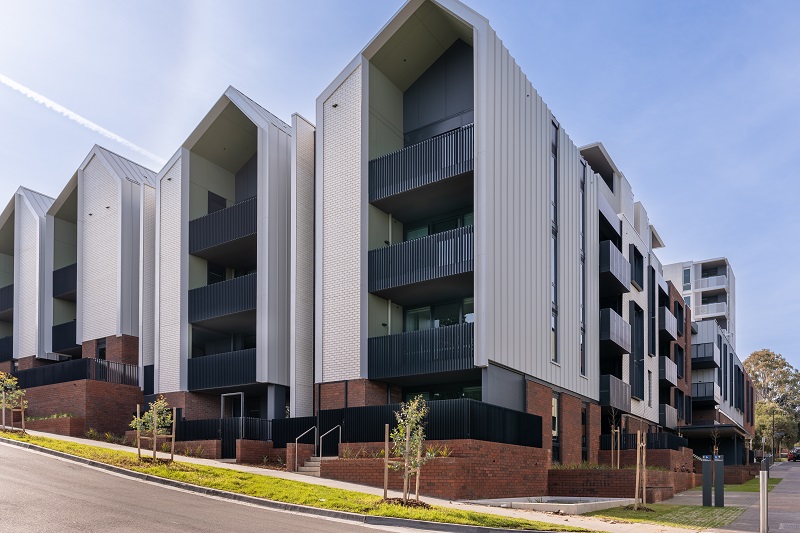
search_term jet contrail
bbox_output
[0,73,166,167]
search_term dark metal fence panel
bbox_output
[241,417,271,441]
[52,263,77,299]
[176,418,221,441]
[369,123,474,202]
[0,284,12,313]
[368,226,474,292]
[271,416,317,448]
[188,273,257,323]
[600,432,689,451]
[187,349,257,391]
[52,321,80,353]
[143,365,154,395]
[367,322,474,380]
[0,336,12,362]
[13,358,138,389]
[189,196,257,254]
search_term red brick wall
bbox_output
[82,339,98,359]
[319,439,550,500]
[236,439,285,465]
[16,356,52,370]
[0,361,12,373]
[599,446,695,472]
[287,443,315,472]
[106,335,138,366]
[548,468,700,502]
[560,394,582,465]
[24,380,142,435]
[317,382,345,412]
[174,440,221,459]
[526,381,552,462]
[588,403,601,464]
[25,416,86,437]
[316,380,393,413]
[152,391,220,420]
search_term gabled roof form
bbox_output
[18,187,55,219]
[94,145,157,188]
[226,86,291,134]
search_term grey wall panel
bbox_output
[235,154,258,203]
[481,363,525,411]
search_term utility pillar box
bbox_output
[701,455,724,507]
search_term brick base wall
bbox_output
[287,443,315,472]
[0,361,12,373]
[25,416,86,437]
[24,380,142,435]
[149,391,220,420]
[526,381,553,462]
[316,380,397,413]
[548,468,700,502]
[599,446,696,472]
[318,439,549,500]
[16,356,52,370]
[236,439,285,465]
[106,335,138,366]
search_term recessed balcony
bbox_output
[51,321,81,356]
[659,356,678,387]
[0,336,11,362]
[659,306,677,341]
[600,374,631,413]
[696,274,728,291]
[0,284,12,318]
[659,404,678,430]
[188,273,256,328]
[694,302,727,317]
[53,263,77,301]
[189,197,257,270]
[367,322,474,381]
[599,241,630,296]
[188,349,257,391]
[599,308,632,356]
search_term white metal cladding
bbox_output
[473,32,599,399]
[290,115,315,416]
[81,155,120,342]
[320,64,364,383]
[14,196,40,358]
[256,121,292,386]
[118,177,141,338]
[157,159,182,393]
[140,185,156,367]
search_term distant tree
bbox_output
[744,349,800,412]
[755,401,799,451]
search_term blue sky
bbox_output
[0,0,797,367]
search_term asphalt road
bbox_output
[0,443,416,533]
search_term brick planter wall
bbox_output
[548,468,700,502]
[147,391,220,420]
[317,439,549,500]
[599,446,696,472]
[287,443,315,472]
[236,439,285,465]
[25,416,86,436]
[123,433,222,459]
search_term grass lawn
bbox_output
[690,476,781,492]
[585,503,745,529]
[0,431,590,532]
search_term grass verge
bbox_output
[585,503,745,529]
[690,476,780,492]
[0,431,589,532]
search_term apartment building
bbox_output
[152,87,315,421]
[664,258,736,349]
[0,187,55,370]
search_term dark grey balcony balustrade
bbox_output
[53,263,78,300]
[369,226,473,293]
[369,123,474,202]
[692,382,718,402]
[368,322,474,380]
[659,306,678,341]
[13,358,138,389]
[189,196,257,254]
[599,308,632,356]
[599,241,630,296]
[0,284,12,313]
[52,321,80,354]
[0,336,11,362]
[188,273,256,323]
[188,348,257,391]
[659,404,678,430]
[600,374,632,413]
[691,342,720,369]
[659,355,678,387]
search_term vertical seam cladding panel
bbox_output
[141,186,156,367]
[16,199,39,358]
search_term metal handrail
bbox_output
[295,426,317,472]
[319,425,342,458]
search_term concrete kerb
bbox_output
[0,435,561,533]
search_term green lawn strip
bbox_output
[0,431,589,532]
[690,477,780,492]
[585,504,745,530]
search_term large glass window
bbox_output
[550,122,559,363]
[433,302,460,328]
[405,307,431,332]
[682,268,691,290]
[404,210,473,241]
[404,298,474,332]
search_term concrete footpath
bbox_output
[8,430,698,533]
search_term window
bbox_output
[675,344,685,379]
[630,245,644,290]
[579,163,586,376]
[684,296,691,308]
[647,370,653,407]
[682,268,691,290]
[96,338,106,360]
[630,302,645,399]
[207,263,226,285]
[647,266,656,357]
[207,191,227,214]
[550,122,559,363]
[404,298,474,332]
[674,300,684,336]
[581,404,588,463]
[404,211,473,241]
[723,344,728,400]
[552,393,560,463]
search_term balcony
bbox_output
[13,358,138,389]
[659,306,677,341]
[0,283,12,317]
[189,197,257,269]
[188,349,257,391]
[691,342,721,369]
[368,322,474,380]
[659,356,678,387]
[599,308,632,356]
[599,374,631,413]
[696,274,727,291]
[694,302,727,317]
[0,336,11,362]
[692,382,720,407]
[599,241,630,296]
[52,321,81,356]
[659,404,678,430]
[369,124,473,204]
[369,226,473,300]
[52,263,77,301]
[188,273,256,325]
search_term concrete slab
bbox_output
[465,496,635,515]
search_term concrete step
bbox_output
[297,471,320,477]
[306,456,338,463]
[297,465,321,473]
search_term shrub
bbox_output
[130,395,173,435]
[86,428,100,440]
